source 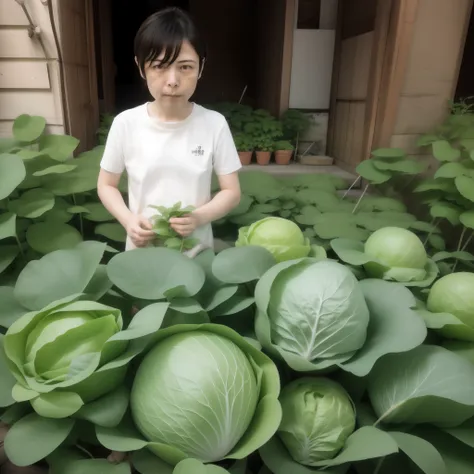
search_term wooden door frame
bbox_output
[279,0,297,115]
[327,0,420,163]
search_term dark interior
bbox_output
[454,7,474,106]
[107,0,258,113]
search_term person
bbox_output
[97,7,242,257]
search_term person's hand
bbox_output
[125,214,155,247]
[169,212,201,237]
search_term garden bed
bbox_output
[1,110,474,474]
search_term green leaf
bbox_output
[373,159,426,174]
[95,223,127,242]
[372,148,406,160]
[0,335,16,407]
[83,202,114,221]
[410,220,440,233]
[368,345,474,427]
[356,159,392,184]
[107,247,206,300]
[340,280,427,376]
[455,175,474,202]
[413,179,457,193]
[131,449,173,474]
[389,431,446,474]
[96,413,148,451]
[13,114,46,142]
[39,134,80,161]
[33,163,77,176]
[0,153,26,199]
[443,417,474,448]
[68,206,90,214]
[435,162,468,179]
[49,451,132,474]
[0,287,28,328]
[31,391,84,418]
[460,210,474,229]
[430,201,461,226]
[4,413,75,466]
[76,385,129,427]
[8,188,55,218]
[432,140,461,161]
[0,245,19,274]
[174,458,230,474]
[26,222,83,254]
[0,212,16,240]
[14,240,106,310]
[432,250,474,262]
[212,246,276,284]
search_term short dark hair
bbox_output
[134,7,207,75]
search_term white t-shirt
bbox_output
[100,102,242,251]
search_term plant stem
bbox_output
[423,217,438,246]
[15,235,25,259]
[453,226,468,273]
[461,231,474,251]
[352,184,369,214]
[374,457,385,474]
[75,444,94,459]
[342,175,362,199]
[72,194,84,237]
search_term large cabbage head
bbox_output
[363,227,429,282]
[129,324,281,465]
[235,217,310,262]
[278,377,355,465]
[3,296,129,418]
[427,272,474,341]
[255,258,370,371]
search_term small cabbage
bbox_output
[255,258,370,371]
[236,217,310,262]
[278,377,355,465]
[427,272,474,341]
[364,227,428,281]
[130,324,281,465]
[3,297,130,419]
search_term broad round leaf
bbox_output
[0,287,28,328]
[373,159,426,174]
[107,247,206,299]
[371,148,406,160]
[432,140,461,162]
[0,212,17,240]
[12,114,46,142]
[460,210,474,229]
[389,431,447,474]
[0,245,20,274]
[339,280,427,376]
[8,188,55,218]
[356,160,391,184]
[368,345,474,427]
[33,163,77,176]
[26,222,83,254]
[31,391,84,418]
[82,202,114,222]
[0,154,26,199]
[14,240,106,310]
[38,134,80,161]
[212,246,276,284]
[0,335,16,407]
[4,413,75,466]
[435,162,468,179]
[430,202,461,226]
[95,223,127,242]
[455,175,474,202]
[131,449,173,474]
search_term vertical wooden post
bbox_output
[279,0,296,115]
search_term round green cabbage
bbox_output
[235,217,310,262]
[278,377,355,465]
[130,326,282,464]
[427,272,474,341]
[255,258,370,371]
[364,227,428,280]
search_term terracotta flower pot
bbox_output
[238,151,252,165]
[274,150,293,165]
[256,151,271,165]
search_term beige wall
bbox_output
[0,0,65,138]
[390,0,473,162]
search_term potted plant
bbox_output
[273,140,294,165]
[280,109,313,156]
[254,137,274,165]
[233,132,254,165]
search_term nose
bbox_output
[166,68,179,88]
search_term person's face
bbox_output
[139,41,201,104]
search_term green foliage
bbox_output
[0,114,127,282]
[273,140,294,151]
[280,109,313,141]
[232,132,255,152]
[148,201,200,251]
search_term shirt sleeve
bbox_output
[100,115,126,174]
[213,119,242,175]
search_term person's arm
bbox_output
[97,170,155,247]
